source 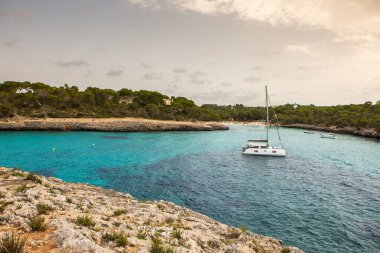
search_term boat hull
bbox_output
[242,147,286,157]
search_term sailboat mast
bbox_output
[265,85,269,144]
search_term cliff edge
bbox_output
[0,167,303,253]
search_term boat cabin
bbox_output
[246,140,268,149]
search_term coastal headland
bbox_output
[0,118,228,132]
[283,123,379,138]
[0,167,303,253]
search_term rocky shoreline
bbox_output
[0,167,303,253]
[0,118,228,132]
[283,123,379,139]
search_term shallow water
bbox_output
[0,126,379,253]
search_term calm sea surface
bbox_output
[0,125,379,253]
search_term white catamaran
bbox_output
[242,86,286,157]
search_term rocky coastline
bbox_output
[0,118,228,132]
[283,123,379,138]
[0,167,303,253]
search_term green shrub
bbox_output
[281,247,291,253]
[15,184,28,193]
[207,239,220,249]
[239,225,248,233]
[113,209,127,216]
[76,215,95,227]
[149,237,174,253]
[0,233,26,253]
[137,228,149,239]
[102,231,128,247]
[36,203,54,215]
[28,215,47,231]
[0,200,13,213]
[66,197,73,203]
[25,173,42,184]
[171,228,182,240]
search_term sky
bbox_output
[0,0,379,106]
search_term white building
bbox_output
[16,87,34,94]
[163,98,172,106]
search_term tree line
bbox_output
[0,81,379,129]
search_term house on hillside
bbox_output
[16,87,34,94]
[163,98,172,106]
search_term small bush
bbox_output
[171,228,182,240]
[25,173,42,184]
[11,171,24,178]
[113,209,127,216]
[207,239,220,249]
[66,197,73,203]
[102,231,128,247]
[0,200,13,213]
[239,225,248,233]
[149,237,174,253]
[0,233,26,253]
[15,184,28,193]
[281,247,291,253]
[28,215,47,231]
[113,221,122,227]
[36,203,54,215]
[137,228,149,239]
[76,215,95,227]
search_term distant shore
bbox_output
[283,123,379,139]
[0,167,303,252]
[224,121,379,139]
[223,121,265,126]
[0,117,228,132]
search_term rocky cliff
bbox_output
[0,167,303,253]
[0,118,228,132]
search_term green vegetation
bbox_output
[171,228,182,240]
[76,215,95,227]
[0,200,13,213]
[102,231,129,247]
[28,215,47,231]
[0,233,26,253]
[239,225,248,233]
[1,81,379,129]
[25,173,42,184]
[113,209,127,216]
[149,237,174,253]
[36,203,54,215]
[281,247,291,253]
[137,228,149,239]
[15,184,28,193]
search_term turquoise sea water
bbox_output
[0,126,379,253]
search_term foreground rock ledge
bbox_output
[0,167,303,253]
[0,118,229,132]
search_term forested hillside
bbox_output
[1,81,379,129]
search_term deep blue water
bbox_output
[0,126,379,253]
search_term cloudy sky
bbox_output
[1,0,379,106]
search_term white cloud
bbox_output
[128,0,380,39]
[285,44,313,56]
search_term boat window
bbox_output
[253,146,259,148]
[260,146,267,148]
[272,151,277,153]
[254,150,258,152]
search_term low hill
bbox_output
[0,81,379,130]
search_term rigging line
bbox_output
[267,94,284,148]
